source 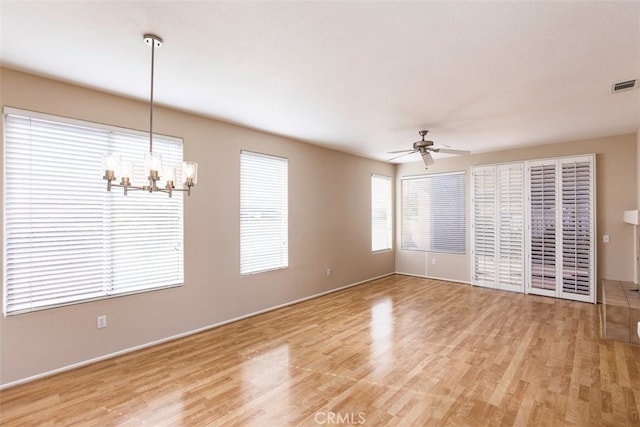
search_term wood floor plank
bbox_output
[2,274,640,426]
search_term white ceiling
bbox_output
[1,1,639,163]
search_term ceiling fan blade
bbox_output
[388,149,416,154]
[436,148,470,155]
[422,152,435,166]
[387,150,417,161]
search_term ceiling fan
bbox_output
[388,130,470,168]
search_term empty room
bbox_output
[1,1,639,425]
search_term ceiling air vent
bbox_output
[610,79,638,94]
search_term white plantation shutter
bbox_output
[371,174,392,252]
[471,163,524,291]
[401,171,465,254]
[3,108,184,315]
[497,164,524,290]
[526,155,595,303]
[528,161,558,294]
[472,166,497,285]
[560,157,594,300]
[240,151,288,275]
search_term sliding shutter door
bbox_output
[560,157,594,302]
[496,163,524,292]
[472,166,497,287]
[472,163,524,291]
[528,160,559,297]
[526,155,595,303]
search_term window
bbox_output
[240,151,288,275]
[401,171,466,254]
[371,174,392,252]
[3,108,184,315]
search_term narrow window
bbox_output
[371,174,392,251]
[240,150,288,275]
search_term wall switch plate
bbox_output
[97,315,107,329]
[326,268,331,277]
[603,234,610,243]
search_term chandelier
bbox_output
[103,34,197,197]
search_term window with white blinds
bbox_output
[240,150,288,275]
[371,174,392,252]
[3,108,184,315]
[472,163,524,291]
[401,171,465,254]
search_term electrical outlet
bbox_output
[432,258,437,265]
[326,268,331,277]
[97,315,107,329]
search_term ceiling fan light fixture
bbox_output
[422,151,434,167]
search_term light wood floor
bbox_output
[2,274,640,426]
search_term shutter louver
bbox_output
[4,109,184,315]
[240,151,288,275]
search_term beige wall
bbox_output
[0,68,395,386]
[396,133,637,299]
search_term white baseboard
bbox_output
[0,272,394,390]
[394,271,471,285]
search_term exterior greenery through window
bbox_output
[240,150,288,275]
[401,171,466,254]
[3,108,184,315]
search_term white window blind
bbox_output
[3,108,184,315]
[240,150,288,275]
[401,171,465,254]
[371,174,392,252]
